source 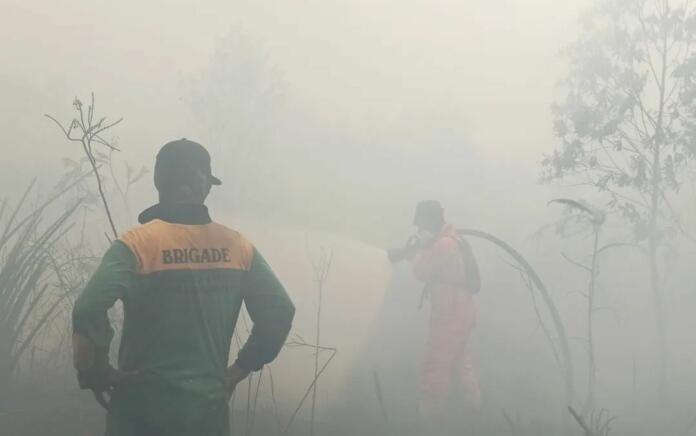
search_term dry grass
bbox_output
[0,179,84,396]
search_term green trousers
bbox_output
[105,388,230,436]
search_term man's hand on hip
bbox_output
[225,363,250,399]
[80,366,139,410]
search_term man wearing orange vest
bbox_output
[71,139,295,436]
[389,201,480,421]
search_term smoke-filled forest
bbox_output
[3,1,696,435]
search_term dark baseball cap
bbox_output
[413,200,443,225]
[155,138,222,186]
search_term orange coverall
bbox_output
[413,224,480,415]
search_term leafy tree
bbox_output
[543,0,696,388]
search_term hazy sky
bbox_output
[1,0,587,174]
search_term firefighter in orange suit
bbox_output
[388,201,480,419]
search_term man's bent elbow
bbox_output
[272,303,296,357]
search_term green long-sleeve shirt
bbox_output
[72,204,295,430]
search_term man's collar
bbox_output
[138,203,212,225]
